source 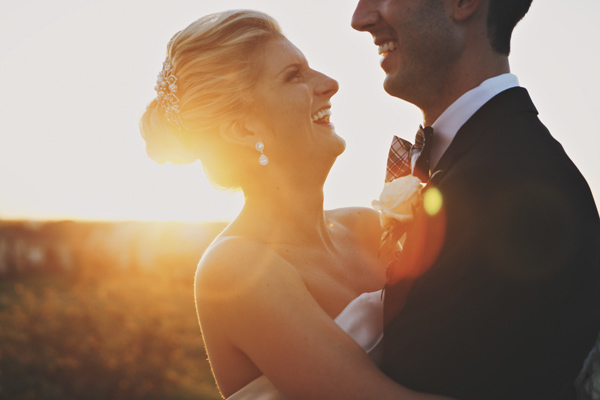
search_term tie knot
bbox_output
[412,125,433,181]
[414,125,433,149]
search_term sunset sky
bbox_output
[1,0,599,222]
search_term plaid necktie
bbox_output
[385,125,434,182]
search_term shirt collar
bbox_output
[430,73,520,168]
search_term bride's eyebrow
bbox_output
[278,63,302,77]
[278,61,309,78]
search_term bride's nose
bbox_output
[315,72,339,98]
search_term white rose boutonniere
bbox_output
[372,175,424,253]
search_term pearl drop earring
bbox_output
[255,142,268,166]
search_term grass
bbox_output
[0,270,222,400]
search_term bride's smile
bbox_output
[250,38,346,170]
[312,107,332,124]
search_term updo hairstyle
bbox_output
[140,10,284,189]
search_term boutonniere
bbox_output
[372,171,443,255]
[372,175,424,254]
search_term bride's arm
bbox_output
[195,237,453,400]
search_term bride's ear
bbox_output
[219,118,264,149]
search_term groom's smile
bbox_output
[376,39,399,72]
[377,40,397,57]
[352,0,462,107]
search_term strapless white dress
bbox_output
[227,290,384,400]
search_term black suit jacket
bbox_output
[381,88,600,399]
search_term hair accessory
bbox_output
[255,142,268,166]
[155,58,182,127]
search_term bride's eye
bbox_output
[286,69,302,83]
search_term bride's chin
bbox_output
[332,136,346,157]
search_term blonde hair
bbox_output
[140,10,284,188]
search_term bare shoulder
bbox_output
[326,207,383,243]
[327,206,381,228]
[195,236,302,307]
[194,235,318,339]
[194,235,340,359]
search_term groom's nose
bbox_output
[352,0,380,32]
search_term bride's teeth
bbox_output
[312,108,332,123]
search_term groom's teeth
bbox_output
[378,41,397,56]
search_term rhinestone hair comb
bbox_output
[154,58,182,127]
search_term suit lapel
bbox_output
[432,87,538,184]
[384,88,539,324]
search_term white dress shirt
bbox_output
[430,73,520,169]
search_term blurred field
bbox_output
[0,220,227,400]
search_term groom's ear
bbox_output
[451,0,484,22]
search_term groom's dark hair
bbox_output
[487,0,533,55]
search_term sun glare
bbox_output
[0,1,598,222]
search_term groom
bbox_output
[353,0,600,399]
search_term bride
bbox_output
[141,10,452,400]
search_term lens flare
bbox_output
[424,187,443,216]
